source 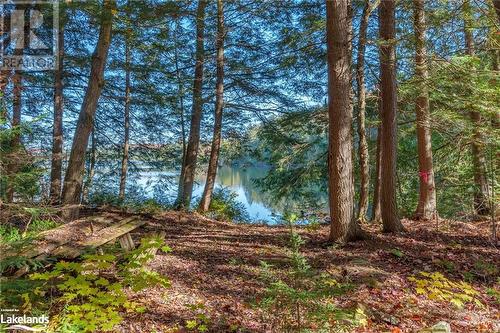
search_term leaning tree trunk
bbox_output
[119,21,131,200]
[413,0,437,220]
[5,72,22,203]
[199,0,225,212]
[326,0,362,243]
[356,0,379,223]
[177,0,207,208]
[50,11,65,204]
[378,0,404,232]
[464,0,490,215]
[61,0,115,220]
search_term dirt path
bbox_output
[114,211,498,332]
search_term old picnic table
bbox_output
[0,213,150,270]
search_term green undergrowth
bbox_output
[88,192,168,215]
[0,234,171,333]
[409,271,483,308]
[198,187,250,223]
[0,218,58,244]
[0,217,59,274]
[256,213,366,332]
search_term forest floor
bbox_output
[108,210,499,333]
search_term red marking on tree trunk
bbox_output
[419,170,430,183]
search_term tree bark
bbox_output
[5,72,22,203]
[82,127,96,203]
[326,0,362,243]
[356,0,379,223]
[0,20,11,100]
[50,10,65,204]
[177,0,207,208]
[174,17,187,165]
[378,0,404,232]
[413,0,437,220]
[372,118,382,223]
[464,0,490,215]
[0,70,10,97]
[493,0,500,24]
[199,0,225,212]
[61,0,115,219]
[119,15,131,201]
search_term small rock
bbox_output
[431,321,451,333]
[419,321,451,333]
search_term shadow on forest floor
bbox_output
[110,210,499,332]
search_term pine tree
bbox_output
[413,0,437,220]
[199,0,225,212]
[326,0,363,243]
[378,0,404,232]
[177,0,208,208]
[61,0,115,219]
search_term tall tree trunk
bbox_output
[0,19,11,101]
[372,118,382,223]
[199,0,225,212]
[5,72,22,203]
[0,70,8,122]
[61,0,115,220]
[378,0,404,232]
[174,17,187,165]
[356,0,379,223]
[0,70,10,97]
[326,0,362,243]
[119,22,131,200]
[50,11,65,204]
[464,0,490,215]
[82,128,96,203]
[177,0,207,208]
[413,0,437,220]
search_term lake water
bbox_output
[133,165,325,224]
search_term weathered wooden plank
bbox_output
[51,219,146,259]
[118,233,135,251]
[0,215,136,260]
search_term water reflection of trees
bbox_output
[216,166,328,215]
